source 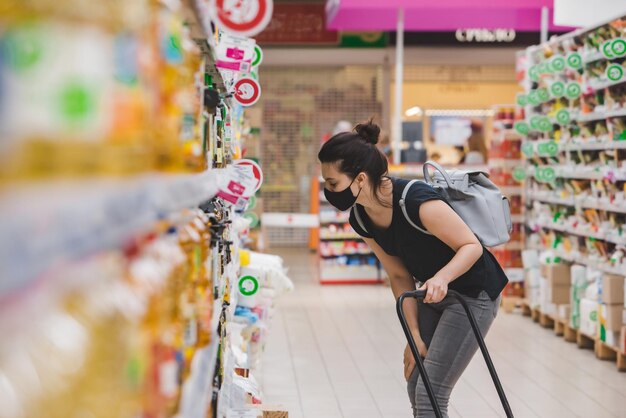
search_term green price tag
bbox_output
[513,167,526,182]
[247,195,257,210]
[534,167,545,182]
[529,65,540,82]
[239,275,259,296]
[515,121,530,136]
[252,45,263,67]
[542,167,556,182]
[537,88,550,102]
[243,212,259,228]
[551,56,566,72]
[556,109,570,125]
[539,118,553,133]
[566,82,582,99]
[606,64,624,82]
[551,81,565,98]
[567,52,582,70]
[612,38,626,57]
[530,115,542,130]
[528,90,541,106]
[545,140,559,156]
[602,40,615,59]
[516,93,528,107]
[521,141,534,157]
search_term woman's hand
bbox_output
[404,339,428,381]
[418,275,449,304]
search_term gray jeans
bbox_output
[406,290,501,418]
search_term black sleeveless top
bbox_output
[349,177,508,300]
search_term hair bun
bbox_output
[354,120,380,145]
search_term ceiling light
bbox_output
[405,106,423,117]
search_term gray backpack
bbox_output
[353,161,512,247]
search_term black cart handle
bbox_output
[397,289,514,418]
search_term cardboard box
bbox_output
[601,274,624,305]
[599,304,623,333]
[257,406,289,418]
[558,305,571,320]
[579,298,598,337]
[620,326,626,354]
[547,284,570,304]
[541,263,571,285]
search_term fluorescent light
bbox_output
[405,106,423,117]
[425,109,494,117]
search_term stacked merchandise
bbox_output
[489,105,525,309]
[318,184,383,284]
[0,1,293,417]
[517,14,626,371]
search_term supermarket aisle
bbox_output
[261,248,626,418]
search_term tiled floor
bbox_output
[260,248,626,418]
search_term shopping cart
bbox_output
[397,289,514,418]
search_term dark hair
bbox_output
[318,119,390,207]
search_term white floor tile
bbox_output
[260,248,626,418]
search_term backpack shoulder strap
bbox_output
[398,179,432,236]
[352,205,369,235]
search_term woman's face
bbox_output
[321,162,355,193]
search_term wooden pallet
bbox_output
[554,318,565,337]
[539,312,555,329]
[595,340,626,372]
[576,331,595,350]
[531,307,541,323]
[521,299,532,317]
[563,324,577,343]
[501,296,523,313]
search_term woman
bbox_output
[318,120,508,418]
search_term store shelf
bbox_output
[528,192,626,214]
[319,264,381,284]
[488,159,521,169]
[0,169,225,297]
[588,76,626,92]
[527,244,625,277]
[576,107,626,123]
[388,164,490,178]
[500,186,524,196]
[320,236,364,242]
[320,252,375,259]
[582,49,605,65]
[525,166,626,181]
[528,222,626,246]
[563,140,626,151]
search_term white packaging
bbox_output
[570,265,586,286]
[606,331,620,347]
[579,298,599,337]
[522,250,540,268]
[585,282,600,301]
[558,304,570,320]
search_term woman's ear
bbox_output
[357,172,368,187]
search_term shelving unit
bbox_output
[516,13,626,370]
[317,178,383,285]
[0,2,289,416]
[489,105,526,303]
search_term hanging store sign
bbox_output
[210,0,273,37]
[455,28,516,43]
[233,77,261,107]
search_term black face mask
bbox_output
[324,177,362,211]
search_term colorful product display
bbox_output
[520,14,626,279]
[0,1,289,416]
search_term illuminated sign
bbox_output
[455,29,516,43]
